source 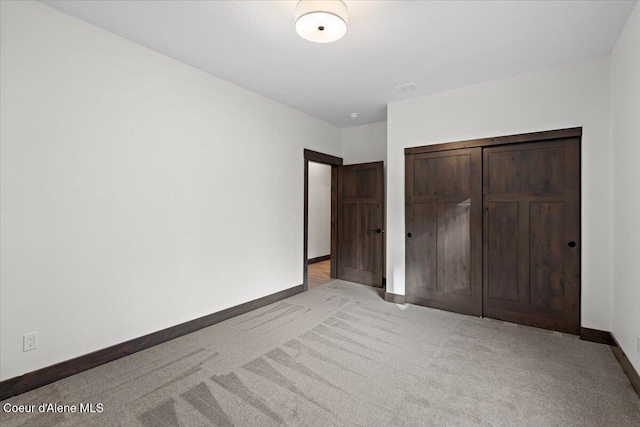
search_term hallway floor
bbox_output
[308,259,331,289]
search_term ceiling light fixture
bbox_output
[295,0,348,43]
[349,112,359,119]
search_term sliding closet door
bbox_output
[483,138,580,333]
[405,148,482,316]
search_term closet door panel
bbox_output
[440,202,471,295]
[408,202,438,291]
[486,202,520,302]
[529,202,565,310]
[483,139,580,333]
[406,148,482,316]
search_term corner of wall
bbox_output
[609,0,640,374]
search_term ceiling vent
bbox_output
[395,82,419,94]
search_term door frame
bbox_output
[404,127,582,332]
[303,149,343,291]
[404,127,582,155]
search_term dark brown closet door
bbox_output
[483,139,580,333]
[337,162,384,287]
[405,148,482,316]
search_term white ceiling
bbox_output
[40,0,636,128]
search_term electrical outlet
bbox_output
[23,332,38,352]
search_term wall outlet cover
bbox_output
[23,332,38,352]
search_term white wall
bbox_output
[307,162,331,259]
[341,121,387,166]
[0,1,341,381]
[611,3,640,373]
[387,56,613,331]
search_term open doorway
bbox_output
[303,149,342,291]
[307,161,332,288]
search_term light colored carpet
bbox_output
[1,280,639,426]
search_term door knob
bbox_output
[568,241,576,248]
[373,228,384,234]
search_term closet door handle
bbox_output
[568,241,576,248]
[373,228,384,234]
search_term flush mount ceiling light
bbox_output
[295,0,348,43]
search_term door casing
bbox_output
[303,149,342,291]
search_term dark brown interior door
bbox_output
[337,162,384,287]
[483,138,580,333]
[405,148,482,316]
